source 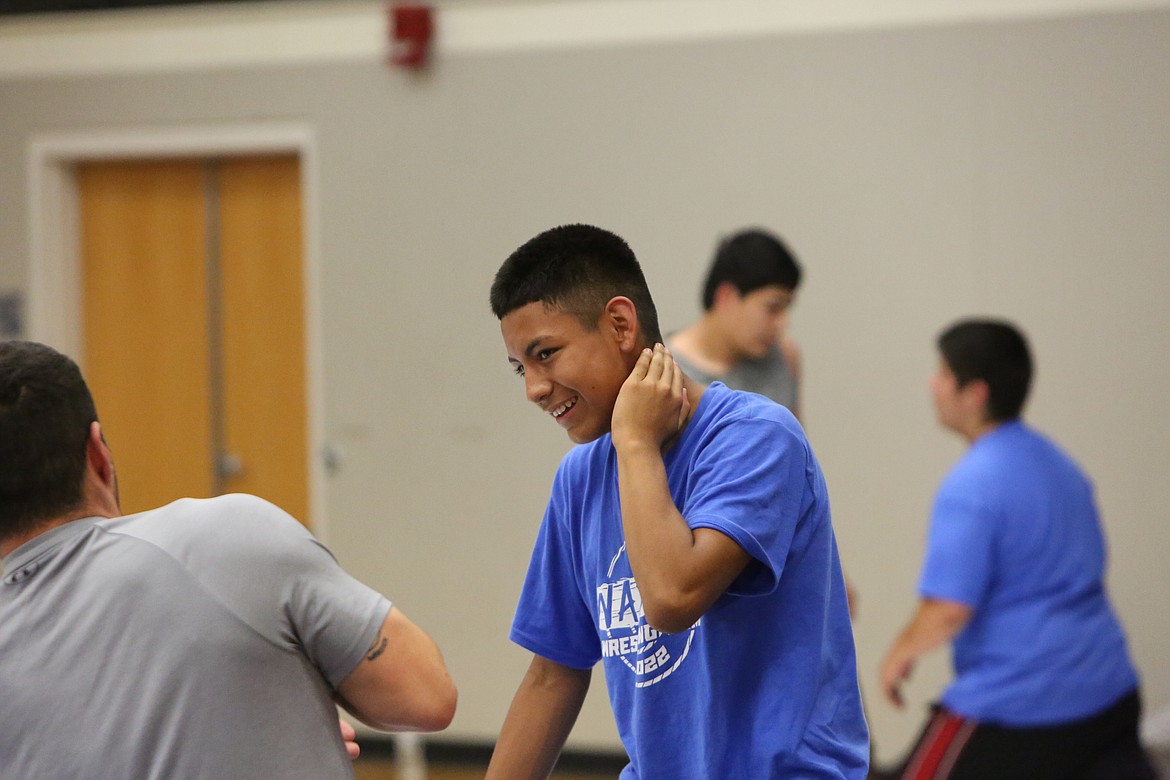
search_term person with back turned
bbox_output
[0,340,457,779]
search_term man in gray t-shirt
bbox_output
[0,341,457,779]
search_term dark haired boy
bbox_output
[879,319,1156,780]
[667,227,803,417]
[487,224,867,778]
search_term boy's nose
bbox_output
[525,372,551,405]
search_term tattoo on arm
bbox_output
[365,633,388,661]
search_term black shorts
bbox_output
[893,689,1159,780]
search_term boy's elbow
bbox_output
[640,592,705,635]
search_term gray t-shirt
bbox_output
[0,493,390,779]
[669,343,798,412]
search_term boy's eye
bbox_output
[511,347,556,377]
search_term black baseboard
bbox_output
[357,735,629,773]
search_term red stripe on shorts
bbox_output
[902,710,974,780]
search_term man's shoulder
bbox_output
[941,425,1064,497]
[107,494,308,551]
[941,445,1004,492]
[961,423,1069,472]
[117,493,285,524]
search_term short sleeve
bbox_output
[918,484,995,608]
[282,532,392,687]
[509,471,601,670]
[683,415,811,597]
[137,494,391,689]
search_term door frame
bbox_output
[26,123,331,540]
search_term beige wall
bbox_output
[1,1,1168,766]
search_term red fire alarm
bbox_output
[389,3,434,70]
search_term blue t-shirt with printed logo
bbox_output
[919,420,1139,726]
[509,382,868,779]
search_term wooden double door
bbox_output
[77,155,310,525]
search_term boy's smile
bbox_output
[501,301,633,445]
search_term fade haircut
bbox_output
[701,228,802,310]
[490,224,663,344]
[938,319,1033,422]
[0,341,98,539]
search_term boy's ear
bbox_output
[712,281,740,309]
[601,296,640,351]
[962,378,991,417]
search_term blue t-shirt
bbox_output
[510,383,868,779]
[919,421,1139,726]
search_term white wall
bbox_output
[3,0,1170,76]
[1,0,1168,767]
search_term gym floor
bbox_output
[353,759,614,779]
[351,739,624,779]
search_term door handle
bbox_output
[216,451,244,480]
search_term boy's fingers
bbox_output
[667,347,683,393]
[629,347,653,381]
[643,344,660,383]
[646,343,669,384]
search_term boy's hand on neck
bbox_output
[612,343,691,454]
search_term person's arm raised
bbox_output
[486,655,591,780]
[611,344,752,634]
[336,606,457,732]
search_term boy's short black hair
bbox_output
[938,319,1033,422]
[701,228,801,310]
[490,224,663,344]
[0,341,98,539]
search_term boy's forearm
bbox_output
[896,598,972,656]
[880,598,972,707]
[487,657,590,780]
[615,442,697,597]
[612,343,749,633]
[487,720,565,780]
[615,443,748,633]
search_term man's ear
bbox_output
[84,421,121,516]
[601,296,640,351]
[86,422,115,487]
